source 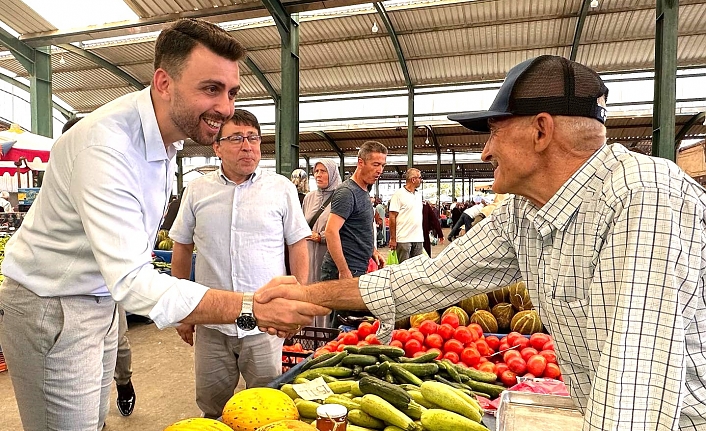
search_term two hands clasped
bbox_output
[175,276,331,345]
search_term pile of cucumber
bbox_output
[279,345,505,431]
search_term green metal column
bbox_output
[652,0,679,161]
[30,47,53,137]
[303,154,310,176]
[407,90,414,166]
[451,150,456,199]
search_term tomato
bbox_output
[437,323,455,340]
[529,333,551,351]
[440,313,460,328]
[292,342,303,352]
[356,341,369,347]
[506,332,524,347]
[425,333,444,350]
[485,335,500,351]
[371,319,380,332]
[365,334,381,345]
[389,340,404,349]
[478,356,489,364]
[426,348,443,360]
[348,330,359,340]
[357,322,374,339]
[456,360,469,368]
[498,341,510,352]
[404,339,423,357]
[543,362,562,379]
[443,351,460,363]
[337,343,347,351]
[313,347,332,358]
[506,356,527,375]
[409,330,425,344]
[395,330,411,344]
[461,347,481,367]
[474,339,491,357]
[500,370,518,387]
[453,327,474,344]
[341,332,359,345]
[526,354,547,376]
[520,347,539,361]
[468,323,484,340]
[419,320,439,336]
[542,340,555,351]
[539,350,557,364]
[494,362,509,378]
[443,339,465,355]
[477,361,496,374]
[515,337,530,350]
[503,349,521,363]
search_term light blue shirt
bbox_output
[2,88,208,329]
[169,168,310,337]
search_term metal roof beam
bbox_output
[0,71,74,119]
[373,2,411,90]
[58,44,144,90]
[0,27,36,72]
[674,111,706,151]
[243,57,279,103]
[570,0,592,61]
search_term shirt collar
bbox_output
[137,87,184,162]
[533,144,610,232]
[218,167,261,185]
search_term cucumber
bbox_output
[311,351,348,369]
[419,381,482,423]
[294,398,321,418]
[348,408,386,429]
[298,366,353,380]
[463,379,505,399]
[324,394,361,412]
[453,364,498,383]
[358,345,405,358]
[379,353,399,363]
[420,409,488,431]
[341,354,379,367]
[280,383,299,400]
[294,377,310,384]
[384,371,396,384]
[352,365,364,377]
[440,359,462,383]
[394,363,439,377]
[350,381,365,397]
[359,375,413,410]
[407,390,435,409]
[389,364,423,386]
[398,352,439,363]
[344,345,361,354]
[359,394,419,431]
[301,352,337,371]
[327,380,355,394]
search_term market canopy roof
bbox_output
[1,0,706,114]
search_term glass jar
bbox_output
[316,403,348,431]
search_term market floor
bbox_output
[0,230,452,431]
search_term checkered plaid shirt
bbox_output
[359,144,706,430]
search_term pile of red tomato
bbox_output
[282,342,311,371]
[314,314,563,388]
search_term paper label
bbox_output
[292,377,334,401]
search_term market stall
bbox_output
[0,125,54,192]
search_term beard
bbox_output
[169,90,225,146]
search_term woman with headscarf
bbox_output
[302,159,341,326]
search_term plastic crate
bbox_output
[281,326,340,371]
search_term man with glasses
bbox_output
[388,168,424,262]
[168,109,310,419]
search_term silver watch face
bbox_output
[236,314,257,331]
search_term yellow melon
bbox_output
[222,388,299,431]
[164,418,233,431]
[257,420,317,431]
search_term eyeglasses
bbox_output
[217,134,262,145]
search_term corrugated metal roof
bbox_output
[0,0,56,35]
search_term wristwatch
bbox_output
[236,292,257,330]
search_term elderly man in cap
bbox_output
[256,55,706,429]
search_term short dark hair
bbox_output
[358,141,388,161]
[154,19,245,79]
[217,109,261,140]
[61,117,81,133]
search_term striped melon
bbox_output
[410,311,440,328]
[470,310,498,333]
[491,303,515,331]
[441,306,469,326]
[510,310,543,335]
[488,286,510,306]
[509,281,533,311]
[459,293,490,316]
[164,418,233,431]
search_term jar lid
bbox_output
[317,403,347,419]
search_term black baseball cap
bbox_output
[448,55,609,132]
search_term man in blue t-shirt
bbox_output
[321,141,387,285]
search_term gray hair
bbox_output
[358,141,388,161]
[405,168,420,180]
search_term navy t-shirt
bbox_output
[326,179,374,274]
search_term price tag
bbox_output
[292,377,334,401]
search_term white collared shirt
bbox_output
[169,168,310,337]
[2,88,208,329]
[388,186,423,242]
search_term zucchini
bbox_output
[298,366,353,380]
[453,364,497,383]
[348,425,380,431]
[407,390,435,409]
[301,352,337,371]
[358,345,405,358]
[359,394,419,431]
[451,387,482,412]
[327,380,355,394]
[398,352,439,363]
[279,383,299,400]
[350,381,365,397]
[294,398,321,418]
[402,403,426,420]
[384,427,406,431]
[394,363,439,377]
[420,409,488,431]
[311,351,348,369]
[348,408,386,429]
[293,377,309,384]
[419,381,482,423]
[324,394,361,412]
[389,364,423,386]
[359,376,413,410]
[341,354,379,367]
[463,379,505,399]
